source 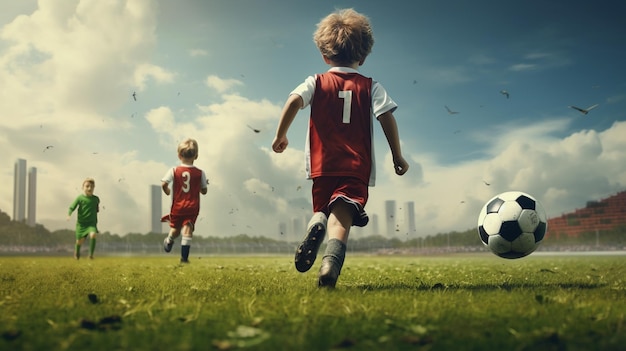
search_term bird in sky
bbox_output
[247,124,261,133]
[500,90,509,99]
[569,104,599,115]
[445,105,459,114]
[43,145,53,152]
[132,92,136,101]
[483,180,491,186]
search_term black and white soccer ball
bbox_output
[477,191,547,259]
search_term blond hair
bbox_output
[313,8,374,66]
[178,138,199,159]
[82,178,95,187]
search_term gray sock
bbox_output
[323,239,346,270]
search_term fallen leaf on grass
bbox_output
[213,325,270,349]
[2,329,22,341]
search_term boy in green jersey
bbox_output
[67,178,100,259]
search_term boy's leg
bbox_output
[318,200,353,288]
[75,237,86,260]
[295,212,328,273]
[180,224,193,263]
[88,232,97,258]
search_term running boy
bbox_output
[68,178,100,260]
[272,8,409,288]
[161,138,208,263]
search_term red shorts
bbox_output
[161,213,197,230]
[312,176,369,227]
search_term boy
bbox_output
[272,8,409,287]
[68,178,100,260]
[161,138,208,263]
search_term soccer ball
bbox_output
[477,191,547,259]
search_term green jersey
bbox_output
[69,194,100,226]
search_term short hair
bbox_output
[83,178,95,187]
[313,8,374,66]
[178,138,199,159]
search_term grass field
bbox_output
[0,253,624,351]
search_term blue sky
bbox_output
[1,0,625,240]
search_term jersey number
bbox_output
[181,171,191,193]
[338,90,352,124]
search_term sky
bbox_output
[1,0,625,241]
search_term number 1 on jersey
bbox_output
[338,90,352,124]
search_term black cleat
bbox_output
[164,238,173,253]
[294,213,327,273]
[318,257,340,288]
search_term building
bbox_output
[150,185,164,234]
[27,167,37,226]
[404,201,416,236]
[385,200,396,237]
[13,159,27,222]
[547,190,626,238]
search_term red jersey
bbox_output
[307,71,373,185]
[162,165,207,216]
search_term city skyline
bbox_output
[12,158,37,226]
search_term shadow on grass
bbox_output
[349,281,607,292]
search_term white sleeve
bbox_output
[161,168,174,184]
[289,75,317,109]
[372,81,398,118]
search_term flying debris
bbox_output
[445,105,459,114]
[500,90,509,99]
[132,92,136,101]
[569,104,598,115]
[246,125,261,133]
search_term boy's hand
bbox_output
[272,136,289,153]
[393,157,409,175]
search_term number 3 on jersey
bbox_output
[181,171,191,193]
[338,90,352,124]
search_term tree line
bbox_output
[0,209,624,254]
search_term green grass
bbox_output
[1,253,624,350]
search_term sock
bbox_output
[75,244,81,259]
[166,235,174,244]
[181,237,192,261]
[323,239,346,271]
[89,238,96,257]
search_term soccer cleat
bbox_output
[318,257,340,288]
[294,212,328,273]
[163,238,173,253]
[180,259,190,264]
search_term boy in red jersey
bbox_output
[272,8,409,287]
[161,138,208,263]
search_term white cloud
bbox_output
[189,48,209,57]
[205,75,244,93]
[509,63,536,72]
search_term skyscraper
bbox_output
[13,159,27,222]
[27,167,37,226]
[150,185,164,234]
[404,201,416,236]
[385,200,396,237]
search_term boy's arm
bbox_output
[161,181,171,196]
[201,172,208,195]
[272,94,304,153]
[378,111,409,175]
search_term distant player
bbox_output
[161,138,208,263]
[272,9,409,287]
[67,178,100,260]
